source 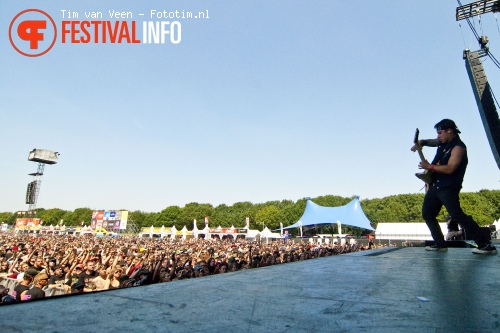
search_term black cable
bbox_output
[489,53,500,68]
[458,0,480,38]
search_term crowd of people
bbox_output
[0,233,371,304]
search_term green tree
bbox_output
[0,212,17,224]
[281,198,307,227]
[72,208,93,226]
[313,195,351,207]
[39,208,67,226]
[362,194,425,223]
[61,211,74,226]
[212,204,238,228]
[255,205,283,230]
[459,192,496,226]
[477,189,500,218]
[211,202,257,228]
[178,203,213,229]
[247,203,265,230]
[231,201,254,227]
[143,212,159,228]
[129,210,148,229]
[157,206,181,227]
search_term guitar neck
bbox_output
[416,146,426,162]
[413,129,428,163]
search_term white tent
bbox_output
[375,223,447,240]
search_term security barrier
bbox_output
[0,277,66,298]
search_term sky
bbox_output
[1,0,500,214]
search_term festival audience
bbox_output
[0,233,368,304]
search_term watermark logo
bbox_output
[9,9,57,57]
[8,8,209,56]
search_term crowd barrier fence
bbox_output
[0,277,67,298]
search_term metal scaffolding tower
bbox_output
[26,149,59,214]
[457,1,500,169]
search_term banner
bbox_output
[15,218,41,229]
[91,210,128,230]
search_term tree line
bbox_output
[1,190,499,235]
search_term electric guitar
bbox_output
[414,128,433,184]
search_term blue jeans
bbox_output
[422,185,488,247]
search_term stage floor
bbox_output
[1,245,499,332]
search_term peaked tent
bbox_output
[283,197,374,231]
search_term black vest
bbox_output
[431,136,468,190]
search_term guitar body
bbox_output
[415,171,433,184]
[414,128,434,186]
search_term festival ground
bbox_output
[1,243,499,333]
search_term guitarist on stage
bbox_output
[411,119,496,254]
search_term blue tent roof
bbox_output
[283,197,374,231]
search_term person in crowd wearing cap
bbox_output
[66,263,84,289]
[412,119,496,254]
[71,282,85,294]
[22,272,48,301]
[4,247,14,261]
[48,265,70,293]
[193,260,209,277]
[12,268,36,301]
